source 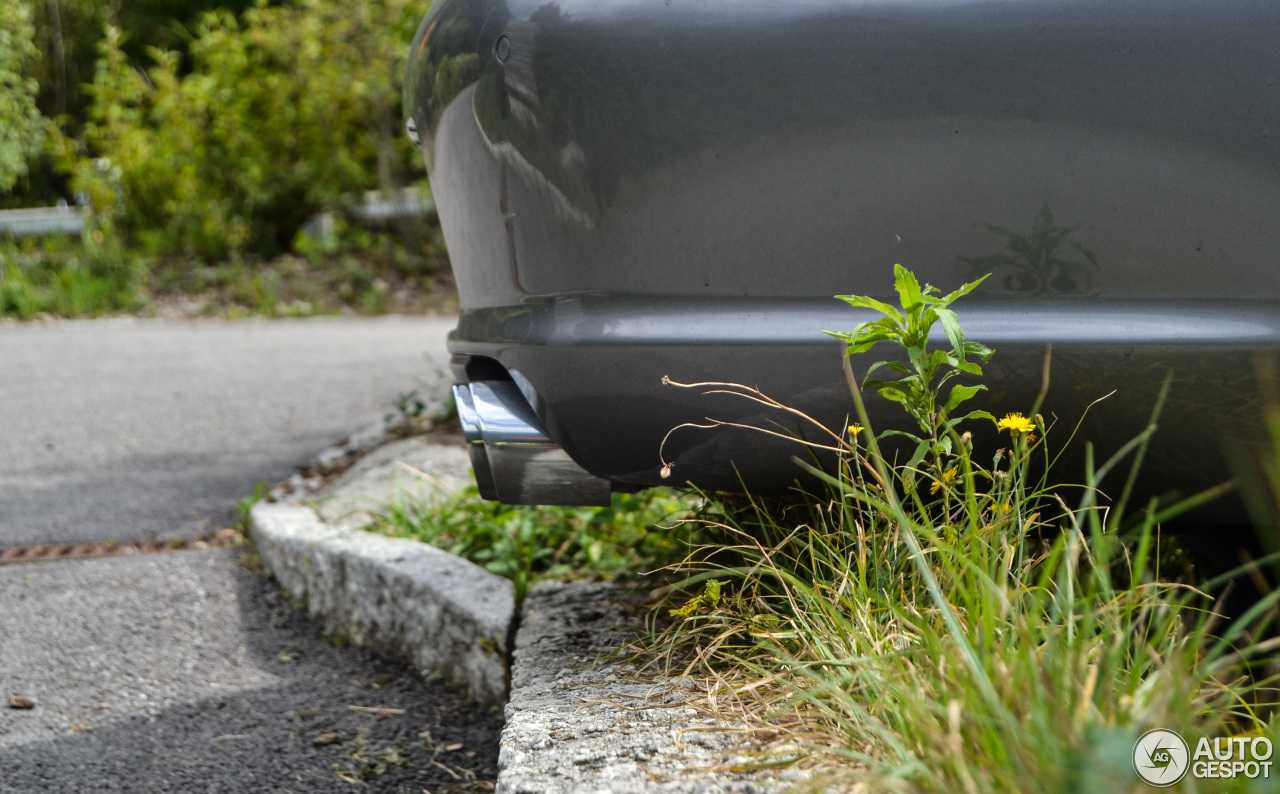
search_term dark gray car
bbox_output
[404,0,1280,519]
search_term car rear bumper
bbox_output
[408,0,1280,516]
[449,295,1278,521]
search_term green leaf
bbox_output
[878,429,924,444]
[669,596,703,618]
[906,439,931,469]
[838,319,906,354]
[835,294,905,324]
[938,273,991,306]
[864,359,911,379]
[824,318,896,353]
[843,319,874,342]
[943,383,985,413]
[907,345,927,374]
[959,409,999,426]
[849,334,902,354]
[864,377,908,392]
[934,307,965,356]
[964,341,995,361]
[893,264,923,312]
[918,306,937,330]
[876,385,911,405]
[936,369,964,387]
[856,317,906,340]
[705,578,722,607]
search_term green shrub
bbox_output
[64,0,424,259]
[0,0,47,193]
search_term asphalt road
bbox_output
[0,550,502,792]
[0,315,506,792]
[0,316,457,546]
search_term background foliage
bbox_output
[1,0,446,318]
[0,0,47,193]
[63,0,423,258]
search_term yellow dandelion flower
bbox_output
[930,465,958,494]
[997,412,1035,434]
[848,423,864,437]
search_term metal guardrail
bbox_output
[0,189,435,240]
[348,187,436,224]
[0,203,86,237]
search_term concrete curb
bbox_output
[497,581,787,794]
[248,502,515,705]
[247,436,786,790]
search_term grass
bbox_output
[651,460,1280,791]
[642,268,1280,792]
[320,262,1280,790]
[368,486,702,603]
[0,216,456,320]
[0,237,145,318]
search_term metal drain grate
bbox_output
[0,529,242,565]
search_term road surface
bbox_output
[0,315,456,546]
[0,315,505,793]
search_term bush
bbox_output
[64,0,424,259]
[0,0,47,192]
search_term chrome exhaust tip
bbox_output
[452,381,611,506]
[452,383,498,502]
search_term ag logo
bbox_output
[1134,729,1191,787]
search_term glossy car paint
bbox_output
[405,0,1280,516]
